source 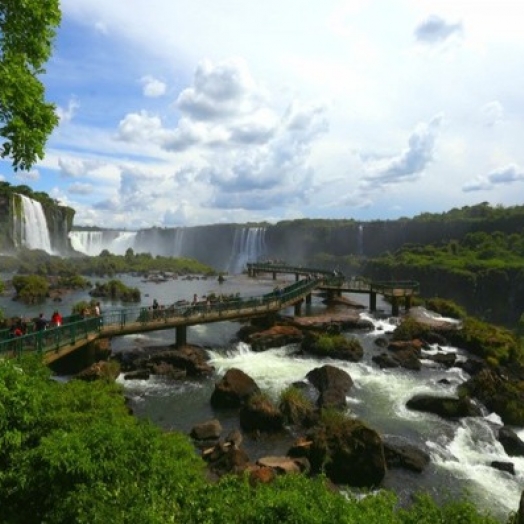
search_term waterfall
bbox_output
[16,194,53,253]
[357,224,364,256]
[172,228,185,257]
[69,231,137,256]
[227,227,267,274]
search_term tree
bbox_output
[0,0,61,171]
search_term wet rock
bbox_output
[190,419,223,441]
[406,394,482,419]
[211,368,261,409]
[123,369,150,380]
[498,426,524,457]
[242,325,304,352]
[383,442,430,473]
[490,460,515,475]
[306,365,353,410]
[256,456,309,475]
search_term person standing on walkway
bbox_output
[34,313,48,331]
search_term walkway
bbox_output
[0,277,319,362]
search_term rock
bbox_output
[372,353,400,369]
[256,456,308,474]
[301,332,364,362]
[517,490,524,524]
[383,442,430,473]
[301,418,386,488]
[460,368,524,425]
[385,340,423,371]
[148,347,214,377]
[224,429,243,449]
[243,325,304,352]
[498,426,524,457]
[74,360,120,382]
[211,368,261,409]
[203,442,251,476]
[190,419,223,441]
[239,394,284,432]
[406,394,482,419]
[427,352,457,368]
[490,460,515,475]
[306,365,353,409]
[248,466,276,486]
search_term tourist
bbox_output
[152,299,159,310]
[94,302,101,316]
[34,313,48,331]
[51,310,63,327]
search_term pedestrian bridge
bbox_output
[0,277,320,363]
[0,266,419,364]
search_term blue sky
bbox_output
[1,0,524,229]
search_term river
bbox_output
[1,272,522,521]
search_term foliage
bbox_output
[446,317,522,366]
[0,357,507,522]
[11,273,49,302]
[89,279,141,302]
[0,357,206,523]
[278,385,316,426]
[424,297,467,320]
[5,249,216,277]
[302,331,363,360]
[0,0,61,171]
[55,274,91,289]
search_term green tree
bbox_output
[0,0,61,171]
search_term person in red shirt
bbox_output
[51,310,63,327]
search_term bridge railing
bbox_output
[0,277,321,359]
[0,316,102,359]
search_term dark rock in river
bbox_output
[211,368,261,409]
[498,426,524,457]
[406,394,482,419]
[306,364,353,410]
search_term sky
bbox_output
[1,0,524,229]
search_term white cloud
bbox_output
[360,115,443,187]
[68,182,95,195]
[414,14,463,45]
[140,75,167,97]
[463,164,524,192]
[15,170,40,182]
[56,98,79,124]
[480,100,504,127]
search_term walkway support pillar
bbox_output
[294,301,302,316]
[272,272,277,280]
[295,273,299,282]
[405,295,412,312]
[391,297,400,317]
[305,293,312,305]
[176,325,187,348]
[369,292,377,312]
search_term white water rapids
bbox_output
[115,309,524,521]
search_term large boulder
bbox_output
[241,325,304,352]
[384,340,423,371]
[306,365,353,410]
[190,419,223,441]
[211,368,261,409]
[498,426,524,457]
[290,416,386,488]
[147,347,214,377]
[406,394,482,419]
[383,441,430,473]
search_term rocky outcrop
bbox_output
[301,331,364,362]
[240,324,304,352]
[460,368,524,425]
[383,442,430,473]
[406,394,482,419]
[306,365,353,410]
[289,418,386,488]
[190,419,223,441]
[210,368,261,409]
[498,426,524,457]
[372,338,425,371]
[114,345,214,379]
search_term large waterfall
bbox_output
[227,227,267,274]
[15,194,53,253]
[69,231,137,256]
[69,226,266,273]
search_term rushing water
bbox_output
[1,273,522,520]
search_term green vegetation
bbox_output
[9,249,216,277]
[0,357,503,523]
[0,1,61,171]
[424,297,467,319]
[89,279,141,302]
[11,274,49,303]
[302,332,363,360]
